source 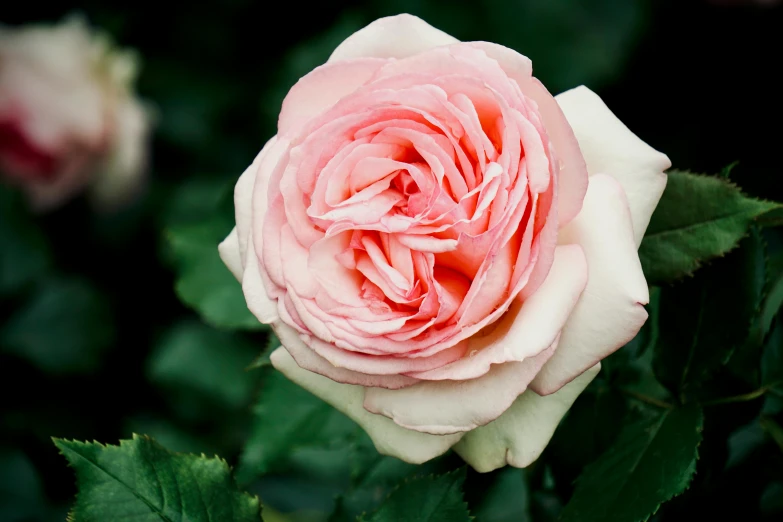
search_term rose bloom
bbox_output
[0,16,151,211]
[220,15,670,471]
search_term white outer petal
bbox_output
[532,174,648,395]
[218,227,242,281]
[454,363,600,473]
[328,14,459,62]
[270,347,462,464]
[555,85,671,246]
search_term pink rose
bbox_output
[220,14,670,471]
[0,16,151,211]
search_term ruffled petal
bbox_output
[468,41,588,226]
[273,319,419,389]
[407,244,587,381]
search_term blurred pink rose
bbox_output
[0,15,152,211]
[220,14,670,471]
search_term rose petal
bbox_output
[454,363,600,473]
[242,234,279,324]
[328,14,458,62]
[531,174,648,395]
[270,347,461,463]
[555,86,670,245]
[407,243,587,381]
[273,319,418,389]
[218,227,242,280]
[363,337,557,435]
[278,58,388,136]
[468,42,588,226]
[236,137,285,267]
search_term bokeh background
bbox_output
[1,1,782,521]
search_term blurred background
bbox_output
[1,0,781,521]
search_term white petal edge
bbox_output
[218,227,243,281]
[328,14,459,62]
[270,346,462,464]
[274,319,420,389]
[455,363,600,473]
[242,233,279,324]
[364,338,557,435]
[235,138,280,269]
[531,174,648,395]
[555,85,671,246]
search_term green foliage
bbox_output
[54,435,263,522]
[147,320,260,412]
[559,405,703,522]
[237,367,357,484]
[0,276,114,374]
[639,170,779,284]
[0,187,51,296]
[358,468,471,522]
[0,449,48,522]
[654,231,766,401]
[166,219,262,331]
[469,467,531,522]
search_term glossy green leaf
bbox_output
[54,435,262,522]
[639,170,778,283]
[0,276,113,374]
[237,367,356,485]
[359,468,471,522]
[559,405,703,522]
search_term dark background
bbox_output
[1,0,781,520]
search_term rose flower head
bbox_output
[0,15,152,211]
[219,14,670,471]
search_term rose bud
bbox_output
[0,15,152,212]
[219,14,670,471]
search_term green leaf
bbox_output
[237,367,356,484]
[638,170,779,283]
[147,321,259,412]
[0,186,51,296]
[654,231,765,400]
[359,468,471,522]
[0,449,47,522]
[328,430,432,522]
[247,332,281,370]
[548,386,631,493]
[470,468,531,522]
[762,321,783,388]
[166,219,262,330]
[158,176,234,230]
[558,405,703,522]
[0,276,114,374]
[760,416,783,453]
[54,435,262,521]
